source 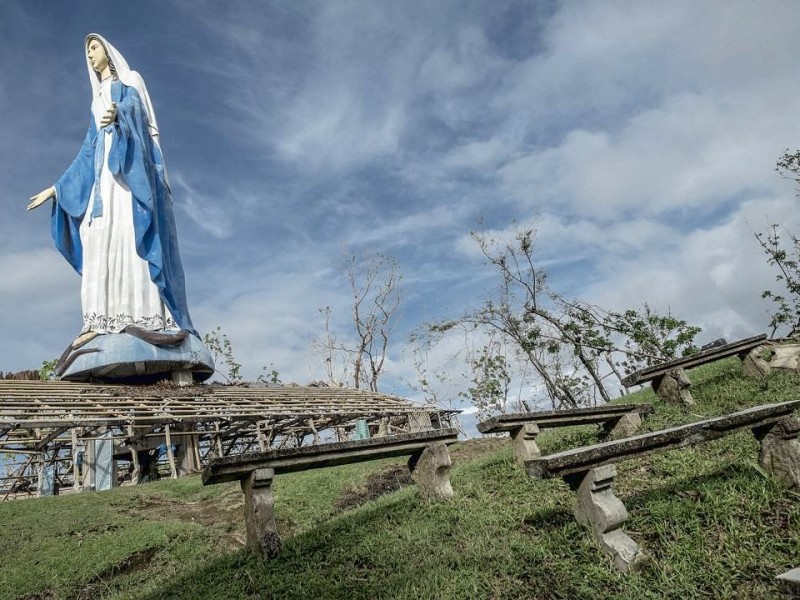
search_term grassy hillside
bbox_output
[2,358,799,599]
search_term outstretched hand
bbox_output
[100,102,117,128]
[27,186,55,211]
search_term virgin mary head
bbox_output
[86,35,117,79]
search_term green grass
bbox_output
[2,357,799,599]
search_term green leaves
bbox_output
[754,219,800,337]
[203,326,243,384]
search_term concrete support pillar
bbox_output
[604,412,642,439]
[164,425,178,479]
[408,443,453,500]
[566,465,646,573]
[753,417,800,488]
[172,370,193,387]
[511,423,541,465]
[94,430,116,491]
[241,468,282,560]
[375,418,390,438]
[71,428,81,492]
[84,434,96,491]
[777,567,800,593]
[652,368,694,406]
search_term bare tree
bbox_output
[347,252,402,391]
[311,252,402,391]
[311,306,350,386]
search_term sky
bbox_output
[3,1,800,421]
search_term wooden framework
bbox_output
[0,380,458,499]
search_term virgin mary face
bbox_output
[86,38,109,73]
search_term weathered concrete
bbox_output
[621,334,767,387]
[478,404,654,434]
[94,431,115,491]
[241,468,281,559]
[652,368,694,406]
[741,344,772,377]
[568,466,646,573]
[525,401,800,575]
[38,461,56,497]
[743,343,800,379]
[604,412,642,439]
[479,404,652,462]
[754,417,800,489]
[172,370,194,387]
[204,429,459,484]
[375,418,390,437]
[776,567,800,593]
[526,401,800,480]
[408,442,453,500]
[204,431,459,560]
[59,331,214,383]
[227,436,455,560]
[511,423,541,464]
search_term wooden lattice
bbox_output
[0,380,459,499]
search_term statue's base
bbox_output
[59,331,215,384]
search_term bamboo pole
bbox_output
[164,425,178,479]
[71,428,80,492]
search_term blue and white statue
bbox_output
[27,34,212,383]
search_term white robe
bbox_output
[78,77,176,334]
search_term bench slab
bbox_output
[203,428,459,484]
[526,400,800,574]
[477,404,654,434]
[621,334,767,388]
[526,400,800,479]
[777,567,800,591]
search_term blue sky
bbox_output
[3,1,800,416]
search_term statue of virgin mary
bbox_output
[28,34,212,383]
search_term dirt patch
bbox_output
[330,438,507,513]
[334,464,413,513]
[75,547,158,600]
[120,487,245,550]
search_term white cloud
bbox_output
[4,2,800,405]
[171,172,234,239]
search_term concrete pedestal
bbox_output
[59,331,214,383]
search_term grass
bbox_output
[2,357,799,599]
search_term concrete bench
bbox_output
[202,428,459,559]
[477,404,655,465]
[777,567,800,593]
[526,400,800,573]
[620,334,768,406]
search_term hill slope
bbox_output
[2,358,799,599]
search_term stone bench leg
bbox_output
[603,412,642,439]
[565,465,646,573]
[241,468,282,559]
[753,417,800,488]
[511,423,541,464]
[740,345,771,378]
[652,368,694,406]
[777,567,800,593]
[408,443,453,500]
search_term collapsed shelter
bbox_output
[0,380,458,499]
